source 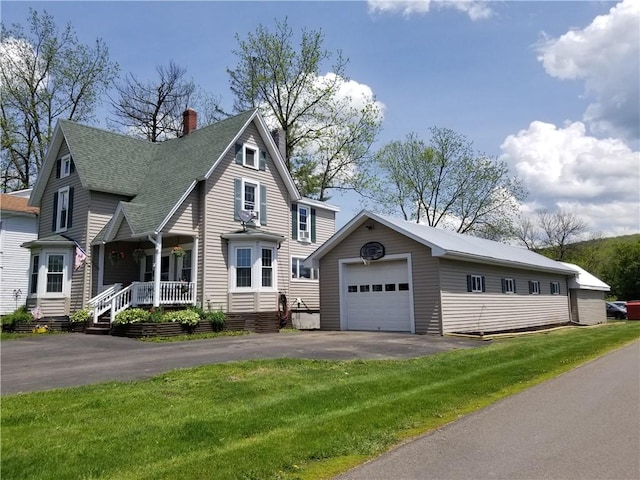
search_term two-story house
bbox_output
[24,109,338,329]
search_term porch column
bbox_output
[191,236,199,306]
[148,233,163,307]
[97,244,105,292]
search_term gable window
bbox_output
[550,281,561,295]
[466,274,485,293]
[53,186,73,232]
[292,257,318,280]
[291,204,316,243]
[235,142,266,171]
[529,280,540,295]
[56,154,74,179]
[501,278,516,294]
[30,255,39,294]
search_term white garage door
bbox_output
[344,259,412,332]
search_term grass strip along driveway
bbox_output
[2,322,639,480]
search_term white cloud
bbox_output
[367,0,492,21]
[500,121,640,236]
[537,0,640,146]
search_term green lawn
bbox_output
[2,322,639,480]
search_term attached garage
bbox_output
[342,257,414,332]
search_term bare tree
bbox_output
[362,128,525,238]
[538,209,587,260]
[1,9,118,190]
[228,18,381,199]
[514,215,542,250]
[110,61,224,142]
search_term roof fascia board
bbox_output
[29,122,64,206]
[297,197,340,212]
[439,252,576,275]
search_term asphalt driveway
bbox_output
[0,331,483,395]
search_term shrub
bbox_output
[114,308,150,325]
[1,306,33,326]
[148,307,165,323]
[162,309,200,327]
[69,308,91,323]
[205,309,226,331]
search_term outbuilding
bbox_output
[561,262,610,325]
[308,211,580,335]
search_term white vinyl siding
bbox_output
[0,214,38,314]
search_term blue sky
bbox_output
[3,1,639,236]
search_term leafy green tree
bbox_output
[227,18,382,199]
[602,241,640,300]
[1,9,118,191]
[362,128,525,238]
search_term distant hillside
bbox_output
[536,233,640,300]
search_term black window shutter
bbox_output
[260,186,267,225]
[513,280,517,294]
[259,150,266,171]
[70,158,75,174]
[466,275,472,292]
[501,278,506,293]
[234,178,241,220]
[291,204,298,240]
[55,159,61,179]
[549,282,553,294]
[52,192,59,231]
[67,187,74,229]
[481,276,486,292]
[528,281,533,294]
[235,143,243,165]
[311,208,316,243]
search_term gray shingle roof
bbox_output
[310,210,575,274]
[61,110,255,236]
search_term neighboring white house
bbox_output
[0,191,39,314]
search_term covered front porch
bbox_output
[89,232,199,323]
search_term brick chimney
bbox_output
[182,108,197,136]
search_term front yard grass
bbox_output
[2,322,639,480]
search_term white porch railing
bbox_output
[88,281,195,324]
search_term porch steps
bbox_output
[84,319,111,335]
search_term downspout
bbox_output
[148,233,162,307]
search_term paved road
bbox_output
[337,340,640,480]
[0,331,482,395]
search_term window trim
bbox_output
[467,274,485,293]
[60,154,72,178]
[30,249,71,298]
[229,242,278,293]
[550,281,561,295]
[241,178,261,226]
[291,256,318,281]
[297,205,310,243]
[501,277,516,294]
[243,143,259,170]
[55,186,70,233]
[529,280,540,295]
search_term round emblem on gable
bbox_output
[360,242,385,261]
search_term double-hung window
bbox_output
[501,278,516,294]
[236,247,252,288]
[529,281,540,295]
[298,206,310,242]
[467,274,485,293]
[181,250,192,282]
[46,254,65,293]
[55,187,70,232]
[261,248,273,287]
[550,281,561,295]
[61,155,72,178]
